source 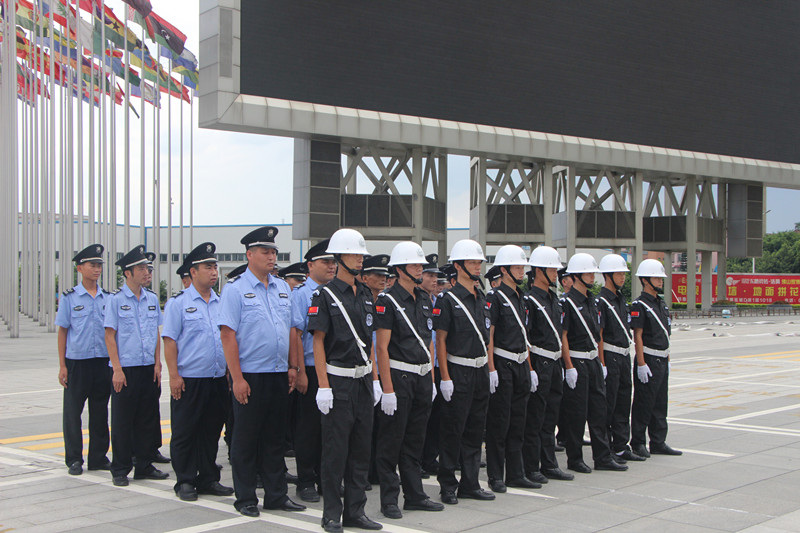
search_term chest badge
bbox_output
[366,313,373,327]
[244,293,256,299]
[148,305,157,311]
[485,317,491,329]
[120,305,131,311]
[185,307,197,313]
[279,293,288,299]
[73,305,84,311]
[427,318,433,330]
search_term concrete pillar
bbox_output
[717,182,727,302]
[438,154,448,261]
[686,177,698,311]
[470,157,488,250]
[665,250,673,309]
[632,171,644,297]
[701,251,712,310]
[411,148,424,244]
[542,161,553,245]
[566,166,577,258]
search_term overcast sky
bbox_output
[138,1,799,233]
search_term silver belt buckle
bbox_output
[420,362,432,375]
[354,365,368,378]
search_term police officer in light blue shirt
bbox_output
[104,245,168,486]
[56,244,111,476]
[217,226,306,518]
[162,242,233,502]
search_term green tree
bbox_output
[727,228,800,274]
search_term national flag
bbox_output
[631,311,640,317]
[307,306,319,316]
[432,308,441,316]
[140,10,185,55]
[95,3,142,52]
[376,306,385,314]
[120,0,152,19]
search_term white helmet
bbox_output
[389,241,426,266]
[598,254,629,273]
[326,228,369,255]
[635,259,667,278]
[566,253,600,274]
[493,245,528,266]
[529,246,563,269]
[449,239,486,262]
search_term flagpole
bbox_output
[139,22,145,245]
[110,74,117,294]
[179,66,184,275]
[88,9,95,249]
[167,52,173,299]
[76,0,84,255]
[123,6,130,252]
[38,0,48,326]
[153,46,161,300]
[189,86,193,248]
[100,0,109,289]
[3,0,20,335]
[47,0,57,331]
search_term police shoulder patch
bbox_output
[376,305,386,314]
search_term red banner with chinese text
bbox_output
[671,274,800,304]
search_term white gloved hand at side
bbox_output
[373,380,383,406]
[381,392,397,416]
[316,387,333,415]
[489,370,499,394]
[602,364,608,379]
[431,384,437,402]
[637,364,653,384]
[565,368,578,389]
[530,370,539,393]
[440,380,454,402]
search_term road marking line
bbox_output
[162,517,253,533]
[0,445,64,463]
[0,455,33,466]
[670,367,800,388]
[421,478,556,500]
[763,354,800,360]
[0,421,171,444]
[713,403,800,424]
[669,417,800,437]
[0,388,63,397]
[21,442,67,451]
[0,471,62,488]
[678,448,735,458]
[735,350,800,359]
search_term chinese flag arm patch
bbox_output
[432,308,441,316]
[376,306,386,314]
[486,302,492,309]
[630,311,640,317]
[307,306,319,316]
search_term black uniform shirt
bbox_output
[487,283,528,353]
[598,287,632,348]
[374,282,433,365]
[432,281,490,358]
[630,291,671,350]
[525,285,563,352]
[562,288,601,352]
[307,277,374,368]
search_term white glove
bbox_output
[530,371,539,393]
[602,365,608,379]
[316,387,333,415]
[562,368,565,381]
[489,371,499,394]
[381,392,397,416]
[669,361,672,372]
[565,368,578,389]
[637,364,653,384]
[373,380,383,406]
[440,380,454,402]
[431,384,437,402]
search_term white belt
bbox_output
[389,359,432,376]
[447,354,488,368]
[531,346,560,360]
[326,361,373,378]
[569,349,598,360]
[494,347,528,364]
[603,343,630,356]
[643,347,670,358]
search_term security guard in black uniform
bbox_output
[308,228,383,533]
[522,246,574,483]
[630,259,682,458]
[433,239,495,505]
[597,254,646,463]
[375,242,444,519]
[485,245,539,492]
[561,253,627,474]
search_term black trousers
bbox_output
[223,373,233,456]
[605,352,633,453]
[437,363,489,494]
[62,358,111,468]
[286,389,298,453]
[321,374,374,522]
[523,355,563,474]
[561,357,612,466]
[631,354,669,448]
[170,376,227,491]
[485,358,529,482]
[231,372,289,510]
[376,368,433,507]
[295,367,322,490]
[421,367,443,472]
[110,364,161,477]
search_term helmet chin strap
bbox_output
[398,265,422,285]
[335,254,361,277]
[455,260,481,283]
[572,273,594,291]
[604,273,623,292]
[642,277,664,294]
[501,266,523,285]
[538,267,555,287]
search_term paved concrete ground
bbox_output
[1,315,800,532]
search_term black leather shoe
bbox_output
[198,481,234,496]
[488,479,507,493]
[342,514,383,530]
[457,488,496,501]
[614,456,627,464]
[176,483,198,501]
[68,461,83,476]
[133,467,169,480]
[568,460,592,474]
[88,460,111,471]
[542,467,574,481]
[583,438,592,446]
[632,444,651,458]
[365,482,372,491]
[265,498,306,512]
[216,463,223,470]
[381,504,402,519]
[297,486,320,502]
[239,504,260,517]
[322,518,343,533]
[618,449,647,462]
[528,472,549,484]
[112,475,129,486]
[403,498,444,512]
[506,477,542,489]
[650,443,683,456]
[286,472,299,485]
[441,491,458,505]
[420,471,430,479]
[595,460,628,471]
[154,451,171,463]
[555,441,566,452]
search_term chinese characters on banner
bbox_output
[671,274,800,304]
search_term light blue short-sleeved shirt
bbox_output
[104,284,163,367]
[55,284,109,360]
[161,284,226,378]
[291,277,319,367]
[216,268,292,373]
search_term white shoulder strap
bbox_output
[598,296,633,346]
[445,291,489,357]
[381,292,432,360]
[634,299,671,348]
[322,286,369,363]
[525,293,563,350]
[564,296,598,350]
[495,289,532,350]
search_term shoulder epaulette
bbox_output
[171,290,184,299]
[112,288,122,294]
[101,289,110,294]
[295,283,305,290]
[228,275,241,283]
[146,287,156,294]
[62,288,75,296]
